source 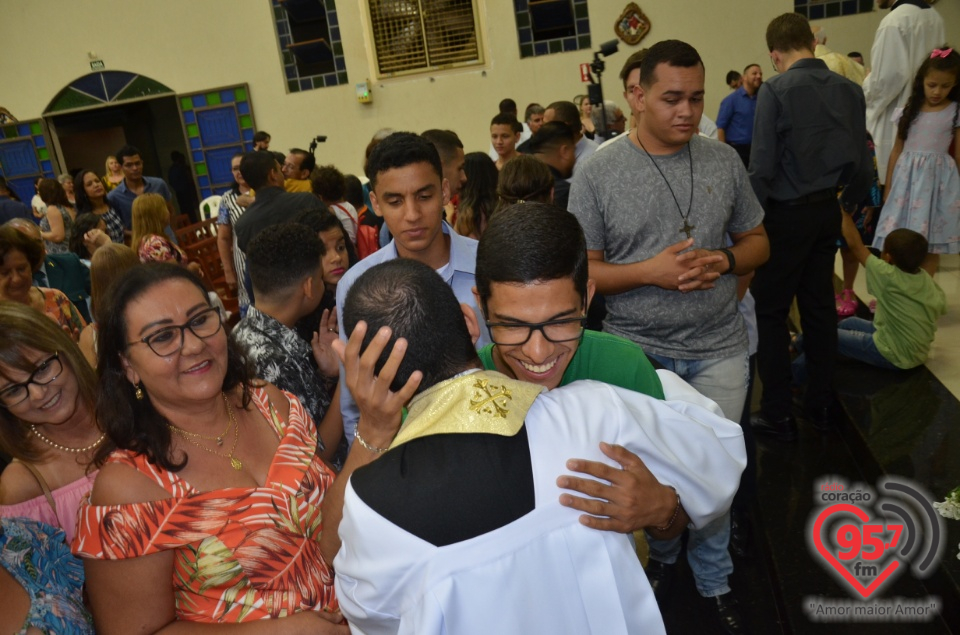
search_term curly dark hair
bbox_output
[73,170,100,214]
[93,263,253,470]
[897,46,960,142]
[311,165,346,202]
[68,213,103,259]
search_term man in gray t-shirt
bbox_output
[569,40,768,635]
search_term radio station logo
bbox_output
[804,475,944,622]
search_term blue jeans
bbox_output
[645,352,750,422]
[644,352,748,597]
[793,318,899,383]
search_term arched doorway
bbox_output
[0,71,257,208]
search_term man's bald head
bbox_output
[5,218,40,241]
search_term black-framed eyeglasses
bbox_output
[0,352,63,408]
[127,308,223,357]
[485,316,587,346]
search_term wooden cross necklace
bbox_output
[636,129,695,239]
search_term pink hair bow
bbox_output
[931,48,953,59]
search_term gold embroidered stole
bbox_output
[390,370,545,449]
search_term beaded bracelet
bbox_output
[655,487,682,532]
[355,427,390,454]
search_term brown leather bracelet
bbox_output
[655,487,682,532]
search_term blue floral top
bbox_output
[0,517,93,634]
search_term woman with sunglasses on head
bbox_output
[73,263,346,634]
[0,301,101,634]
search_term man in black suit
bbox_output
[5,218,91,323]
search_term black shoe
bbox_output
[713,592,748,635]
[750,413,797,442]
[644,559,676,605]
[729,509,751,559]
[802,406,832,432]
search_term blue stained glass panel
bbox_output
[0,139,40,176]
[33,136,45,148]
[220,90,235,103]
[17,124,31,136]
[183,111,196,124]
[204,145,244,185]
[192,150,205,164]
[243,129,254,141]
[102,72,134,101]
[71,74,108,101]
[237,102,250,115]
[192,95,207,108]
[198,175,210,188]
[190,137,202,150]
[8,178,36,203]
[41,160,52,173]
[196,106,242,146]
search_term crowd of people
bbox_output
[0,3,955,633]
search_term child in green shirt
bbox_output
[797,213,946,374]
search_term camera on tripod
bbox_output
[582,40,619,138]
[308,135,328,155]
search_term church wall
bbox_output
[19,0,929,178]
[812,2,957,72]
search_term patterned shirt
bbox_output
[98,207,126,244]
[231,306,332,447]
[72,388,337,623]
[217,190,250,310]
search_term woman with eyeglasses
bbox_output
[73,263,346,633]
[0,301,101,634]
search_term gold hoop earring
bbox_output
[135,383,144,400]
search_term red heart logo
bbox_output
[811,504,901,599]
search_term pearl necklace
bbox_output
[30,425,106,454]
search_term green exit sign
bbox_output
[90,60,105,71]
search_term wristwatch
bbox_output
[717,248,736,275]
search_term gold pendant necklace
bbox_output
[165,393,233,446]
[168,393,243,470]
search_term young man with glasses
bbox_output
[322,256,746,634]
[474,203,662,399]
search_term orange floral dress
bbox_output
[71,388,338,623]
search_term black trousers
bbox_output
[752,197,840,420]
[728,143,751,168]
